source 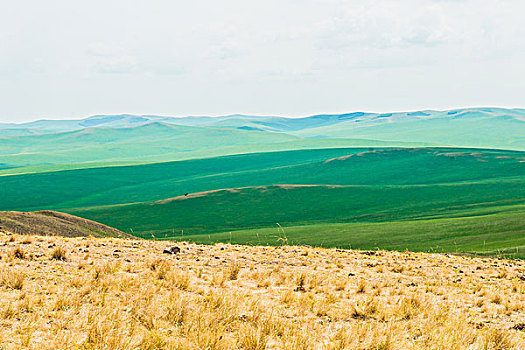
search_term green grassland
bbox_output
[0,148,373,210]
[1,147,523,211]
[1,146,523,257]
[68,179,525,237]
[182,207,525,259]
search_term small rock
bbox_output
[163,246,181,255]
[294,285,306,292]
[512,323,525,331]
[473,322,484,329]
[360,251,376,256]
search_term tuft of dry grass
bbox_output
[227,261,241,280]
[0,233,523,349]
[12,247,26,260]
[1,269,24,290]
[50,246,67,261]
[356,279,367,293]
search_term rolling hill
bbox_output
[0,210,130,238]
[0,122,424,172]
[295,109,525,150]
[0,122,297,168]
[1,146,522,257]
[68,181,525,238]
[1,147,523,211]
[1,108,523,172]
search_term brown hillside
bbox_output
[0,210,132,238]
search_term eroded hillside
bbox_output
[1,232,524,349]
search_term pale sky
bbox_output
[1,0,524,122]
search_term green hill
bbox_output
[68,180,525,238]
[0,122,427,172]
[1,147,523,211]
[0,122,296,168]
[1,108,523,172]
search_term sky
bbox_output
[1,0,524,122]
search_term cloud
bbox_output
[94,55,139,74]
[86,43,120,57]
[0,0,524,121]
[86,43,138,74]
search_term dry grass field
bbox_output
[1,231,524,349]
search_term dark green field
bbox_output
[1,146,523,257]
[182,207,525,258]
[1,147,523,211]
[68,180,525,239]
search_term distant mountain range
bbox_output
[0,107,524,172]
[2,107,525,134]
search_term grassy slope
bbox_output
[1,147,523,211]
[0,137,429,176]
[182,206,525,259]
[68,180,525,237]
[0,148,373,210]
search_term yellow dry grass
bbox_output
[0,231,524,349]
